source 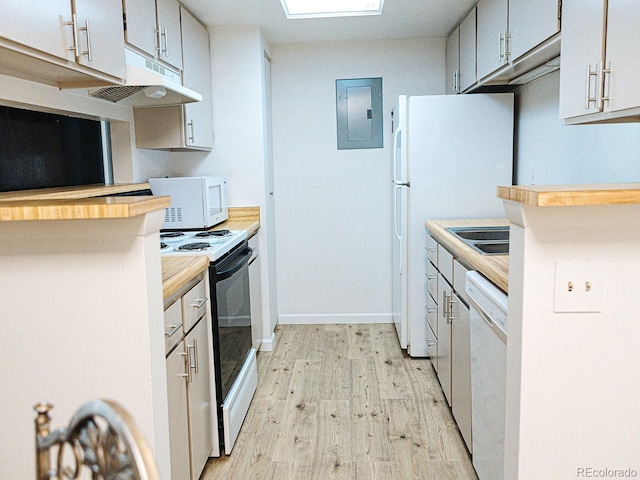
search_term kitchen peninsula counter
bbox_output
[497,182,640,206]
[425,218,509,293]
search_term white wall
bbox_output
[515,70,640,185]
[271,38,446,324]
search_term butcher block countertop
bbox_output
[0,196,169,221]
[161,256,209,299]
[0,183,166,221]
[497,183,640,207]
[0,183,151,201]
[223,206,260,237]
[425,218,510,293]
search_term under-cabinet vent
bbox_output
[89,86,146,102]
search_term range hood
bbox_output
[89,49,202,106]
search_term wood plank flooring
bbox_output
[201,324,477,480]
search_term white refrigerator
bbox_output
[391,93,513,357]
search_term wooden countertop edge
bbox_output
[162,256,209,299]
[0,183,151,201]
[425,218,510,294]
[497,183,640,207]
[0,196,170,221]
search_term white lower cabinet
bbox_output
[166,342,191,480]
[427,233,473,453]
[451,289,472,453]
[165,277,215,480]
[436,271,452,406]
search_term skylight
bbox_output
[280,0,384,19]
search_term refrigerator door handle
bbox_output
[392,122,404,183]
[393,184,403,275]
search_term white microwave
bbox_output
[149,175,228,229]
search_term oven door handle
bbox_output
[216,248,252,281]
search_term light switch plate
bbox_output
[554,260,603,313]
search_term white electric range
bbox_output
[159,226,257,457]
[159,229,248,260]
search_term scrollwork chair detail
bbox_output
[34,399,161,480]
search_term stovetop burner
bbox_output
[192,230,231,238]
[161,232,186,242]
[176,242,212,252]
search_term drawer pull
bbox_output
[189,298,208,309]
[165,323,182,337]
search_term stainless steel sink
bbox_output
[445,226,510,256]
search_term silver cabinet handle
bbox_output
[155,27,161,54]
[191,338,199,374]
[160,27,169,57]
[187,120,195,143]
[78,19,92,61]
[179,351,189,379]
[600,61,611,109]
[448,295,457,324]
[189,298,207,309]
[498,32,504,63]
[165,323,183,337]
[442,290,450,318]
[585,64,599,109]
[64,14,79,60]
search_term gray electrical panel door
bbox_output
[336,78,383,150]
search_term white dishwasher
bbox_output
[466,271,508,480]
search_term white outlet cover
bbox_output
[554,260,604,313]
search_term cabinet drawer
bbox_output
[164,300,183,354]
[183,278,208,333]
[453,259,470,304]
[426,234,438,265]
[427,291,438,338]
[437,243,454,284]
[426,259,438,302]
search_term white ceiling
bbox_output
[179,0,477,45]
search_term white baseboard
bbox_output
[259,331,276,352]
[278,313,393,325]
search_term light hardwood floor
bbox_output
[201,324,477,480]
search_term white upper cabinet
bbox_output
[458,7,477,92]
[181,7,213,149]
[508,0,560,62]
[559,0,640,122]
[476,0,508,81]
[73,0,127,79]
[1,1,73,63]
[446,27,460,94]
[133,6,213,151]
[124,0,183,71]
[0,0,125,85]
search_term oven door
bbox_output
[210,242,257,454]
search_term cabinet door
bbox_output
[181,7,213,149]
[446,27,460,95]
[459,6,477,92]
[603,0,640,113]
[0,1,73,62]
[166,345,191,480]
[451,292,472,453]
[185,318,214,480]
[123,0,158,58]
[508,0,560,62]
[559,0,607,119]
[156,0,183,70]
[73,0,126,79]
[476,0,508,81]
[436,272,452,406]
